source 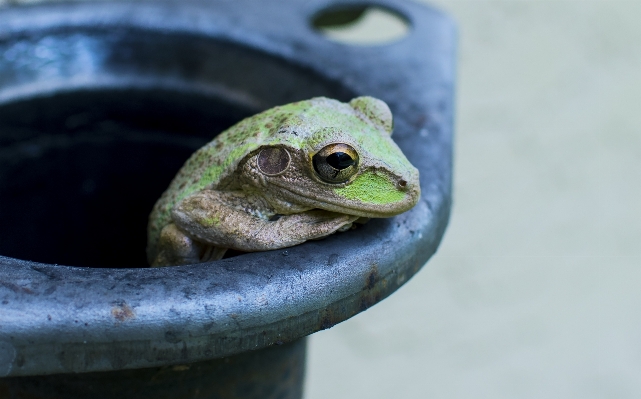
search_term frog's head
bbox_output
[249,97,420,218]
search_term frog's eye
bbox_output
[312,143,359,183]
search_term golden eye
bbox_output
[312,143,359,183]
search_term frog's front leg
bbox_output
[152,223,200,267]
[151,223,230,267]
[171,190,359,253]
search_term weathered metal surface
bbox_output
[0,0,456,378]
[0,338,305,399]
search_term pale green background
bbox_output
[307,2,641,399]
[1,0,638,398]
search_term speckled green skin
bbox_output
[147,97,419,264]
[334,170,406,204]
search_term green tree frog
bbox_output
[147,96,420,267]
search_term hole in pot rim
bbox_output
[312,4,410,45]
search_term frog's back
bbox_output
[147,97,353,262]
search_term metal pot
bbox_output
[0,1,456,397]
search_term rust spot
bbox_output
[318,309,340,330]
[111,302,135,322]
[319,315,334,330]
[365,264,379,290]
[359,291,382,312]
[361,264,382,311]
[1,281,35,295]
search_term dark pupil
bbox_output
[326,152,354,170]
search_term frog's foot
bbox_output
[334,217,371,233]
[336,222,353,233]
[200,245,228,262]
[152,223,206,267]
[271,210,359,244]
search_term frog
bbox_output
[147,96,420,267]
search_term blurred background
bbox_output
[1,0,639,398]
[308,1,641,398]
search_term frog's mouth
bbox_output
[270,173,420,218]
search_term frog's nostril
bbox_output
[398,179,407,189]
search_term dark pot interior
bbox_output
[0,89,251,268]
[0,29,352,268]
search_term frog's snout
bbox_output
[396,172,421,208]
[393,168,419,191]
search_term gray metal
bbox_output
[0,339,306,399]
[0,0,456,381]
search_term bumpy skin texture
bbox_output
[147,97,420,267]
